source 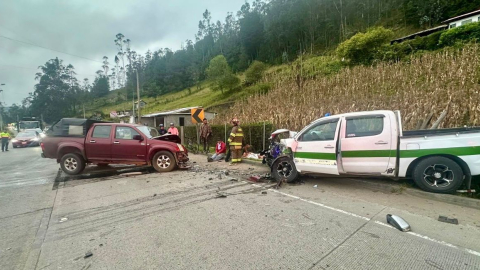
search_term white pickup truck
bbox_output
[271,110,480,194]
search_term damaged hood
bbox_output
[270,129,297,139]
[152,134,181,144]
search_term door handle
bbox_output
[324,146,335,149]
[113,141,120,144]
[375,141,388,145]
[89,140,96,143]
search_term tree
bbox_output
[91,76,110,97]
[244,60,267,85]
[336,27,394,65]
[206,55,239,92]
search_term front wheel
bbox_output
[152,151,177,173]
[271,156,299,183]
[412,156,464,194]
[60,153,86,175]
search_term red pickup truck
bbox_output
[41,118,189,175]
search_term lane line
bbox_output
[250,183,480,258]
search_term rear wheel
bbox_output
[60,153,85,175]
[272,156,299,183]
[412,156,464,194]
[152,151,177,172]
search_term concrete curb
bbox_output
[351,178,480,210]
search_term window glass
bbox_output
[450,23,456,29]
[92,126,111,138]
[346,117,384,138]
[299,121,338,142]
[461,19,472,25]
[115,126,140,140]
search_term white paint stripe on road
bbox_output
[268,188,370,221]
[253,183,480,258]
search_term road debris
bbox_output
[84,251,93,259]
[249,176,261,182]
[386,214,411,232]
[209,177,213,180]
[59,217,68,223]
[153,194,157,197]
[313,185,318,188]
[218,173,222,179]
[261,191,267,195]
[229,178,238,182]
[215,192,228,198]
[438,216,459,225]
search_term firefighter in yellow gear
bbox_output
[227,118,243,164]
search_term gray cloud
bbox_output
[0,0,245,105]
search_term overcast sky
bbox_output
[0,0,245,106]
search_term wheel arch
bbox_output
[406,154,471,180]
[57,146,84,162]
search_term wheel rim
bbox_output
[64,157,78,171]
[423,164,454,188]
[157,155,171,169]
[276,161,293,178]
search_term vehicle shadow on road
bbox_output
[52,165,153,190]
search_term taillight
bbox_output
[40,142,45,151]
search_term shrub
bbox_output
[244,61,268,85]
[337,27,394,65]
[439,22,480,46]
[244,82,273,95]
[377,31,444,62]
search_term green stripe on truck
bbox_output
[294,152,336,160]
[399,146,480,158]
[341,150,392,158]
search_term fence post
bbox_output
[263,122,266,150]
[224,123,227,142]
[180,126,184,145]
[196,124,199,145]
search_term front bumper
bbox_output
[12,140,39,147]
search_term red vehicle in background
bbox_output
[41,118,189,175]
[12,129,41,148]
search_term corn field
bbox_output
[214,44,480,131]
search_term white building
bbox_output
[443,9,480,29]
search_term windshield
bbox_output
[19,121,40,129]
[137,126,153,139]
[17,131,36,137]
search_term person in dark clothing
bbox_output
[158,124,167,135]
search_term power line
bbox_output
[0,34,103,63]
[0,64,96,77]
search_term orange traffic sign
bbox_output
[191,108,204,124]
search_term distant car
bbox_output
[12,130,41,148]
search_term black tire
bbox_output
[271,156,299,183]
[152,151,177,173]
[412,156,464,194]
[60,153,86,175]
[12,145,17,148]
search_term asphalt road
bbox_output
[1,148,479,269]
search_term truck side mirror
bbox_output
[133,135,144,141]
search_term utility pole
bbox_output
[83,104,86,119]
[0,84,5,129]
[136,69,141,124]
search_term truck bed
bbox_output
[402,127,480,138]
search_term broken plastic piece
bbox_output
[84,251,93,259]
[313,185,318,188]
[438,216,458,225]
[386,214,411,232]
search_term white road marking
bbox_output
[250,182,480,258]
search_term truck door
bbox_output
[86,125,113,162]
[293,118,340,175]
[111,126,147,163]
[339,114,394,174]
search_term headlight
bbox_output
[32,137,39,141]
[177,144,185,152]
[12,139,18,142]
[40,133,46,138]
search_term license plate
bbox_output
[22,142,27,145]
